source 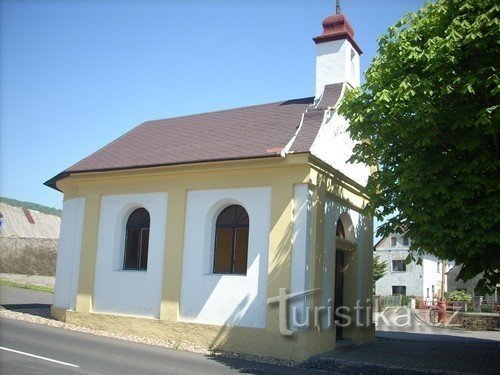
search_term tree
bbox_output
[373,254,387,295]
[339,0,499,293]
[373,254,387,283]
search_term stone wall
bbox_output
[450,312,500,331]
[419,307,499,331]
[0,237,57,276]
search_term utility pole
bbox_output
[438,260,447,323]
[441,260,446,300]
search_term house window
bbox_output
[437,262,441,273]
[392,260,406,272]
[213,205,249,275]
[403,235,409,246]
[390,236,396,246]
[123,208,150,270]
[336,218,345,238]
[392,286,406,295]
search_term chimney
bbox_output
[313,6,362,99]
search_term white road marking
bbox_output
[0,346,79,368]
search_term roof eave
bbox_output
[44,172,70,192]
[44,153,295,193]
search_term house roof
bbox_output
[0,202,61,239]
[45,83,344,190]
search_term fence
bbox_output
[374,295,402,311]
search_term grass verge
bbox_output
[0,278,54,293]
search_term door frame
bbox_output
[333,238,356,341]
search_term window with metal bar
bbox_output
[213,205,249,275]
[123,208,150,270]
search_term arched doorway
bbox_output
[333,213,357,342]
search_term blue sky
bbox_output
[1,0,425,209]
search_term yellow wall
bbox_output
[53,154,374,360]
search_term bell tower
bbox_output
[313,1,362,99]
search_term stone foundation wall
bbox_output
[0,237,57,276]
[450,312,500,331]
[421,308,499,331]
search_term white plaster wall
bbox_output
[310,111,370,187]
[350,48,360,87]
[290,184,313,329]
[422,254,446,299]
[53,197,85,309]
[375,249,423,297]
[179,187,271,328]
[315,39,360,99]
[92,193,167,318]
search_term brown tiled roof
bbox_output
[289,83,344,152]
[45,83,344,190]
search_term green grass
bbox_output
[0,278,54,293]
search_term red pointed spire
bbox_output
[313,7,362,54]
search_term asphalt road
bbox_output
[0,317,321,374]
[0,285,53,305]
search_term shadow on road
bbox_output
[205,354,309,374]
[1,303,51,318]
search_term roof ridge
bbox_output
[144,96,315,124]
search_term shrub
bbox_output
[448,290,472,304]
[401,295,415,307]
[481,306,493,313]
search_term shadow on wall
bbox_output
[203,175,373,357]
[181,254,263,327]
[208,202,294,356]
[179,188,273,329]
[320,174,373,343]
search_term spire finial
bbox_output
[336,0,341,15]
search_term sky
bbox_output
[1,0,425,209]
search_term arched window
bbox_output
[213,205,249,275]
[123,208,150,270]
[336,218,345,239]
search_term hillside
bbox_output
[0,196,62,217]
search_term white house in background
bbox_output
[375,232,452,299]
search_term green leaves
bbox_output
[374,255,388,282]
[339,0,500,291]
